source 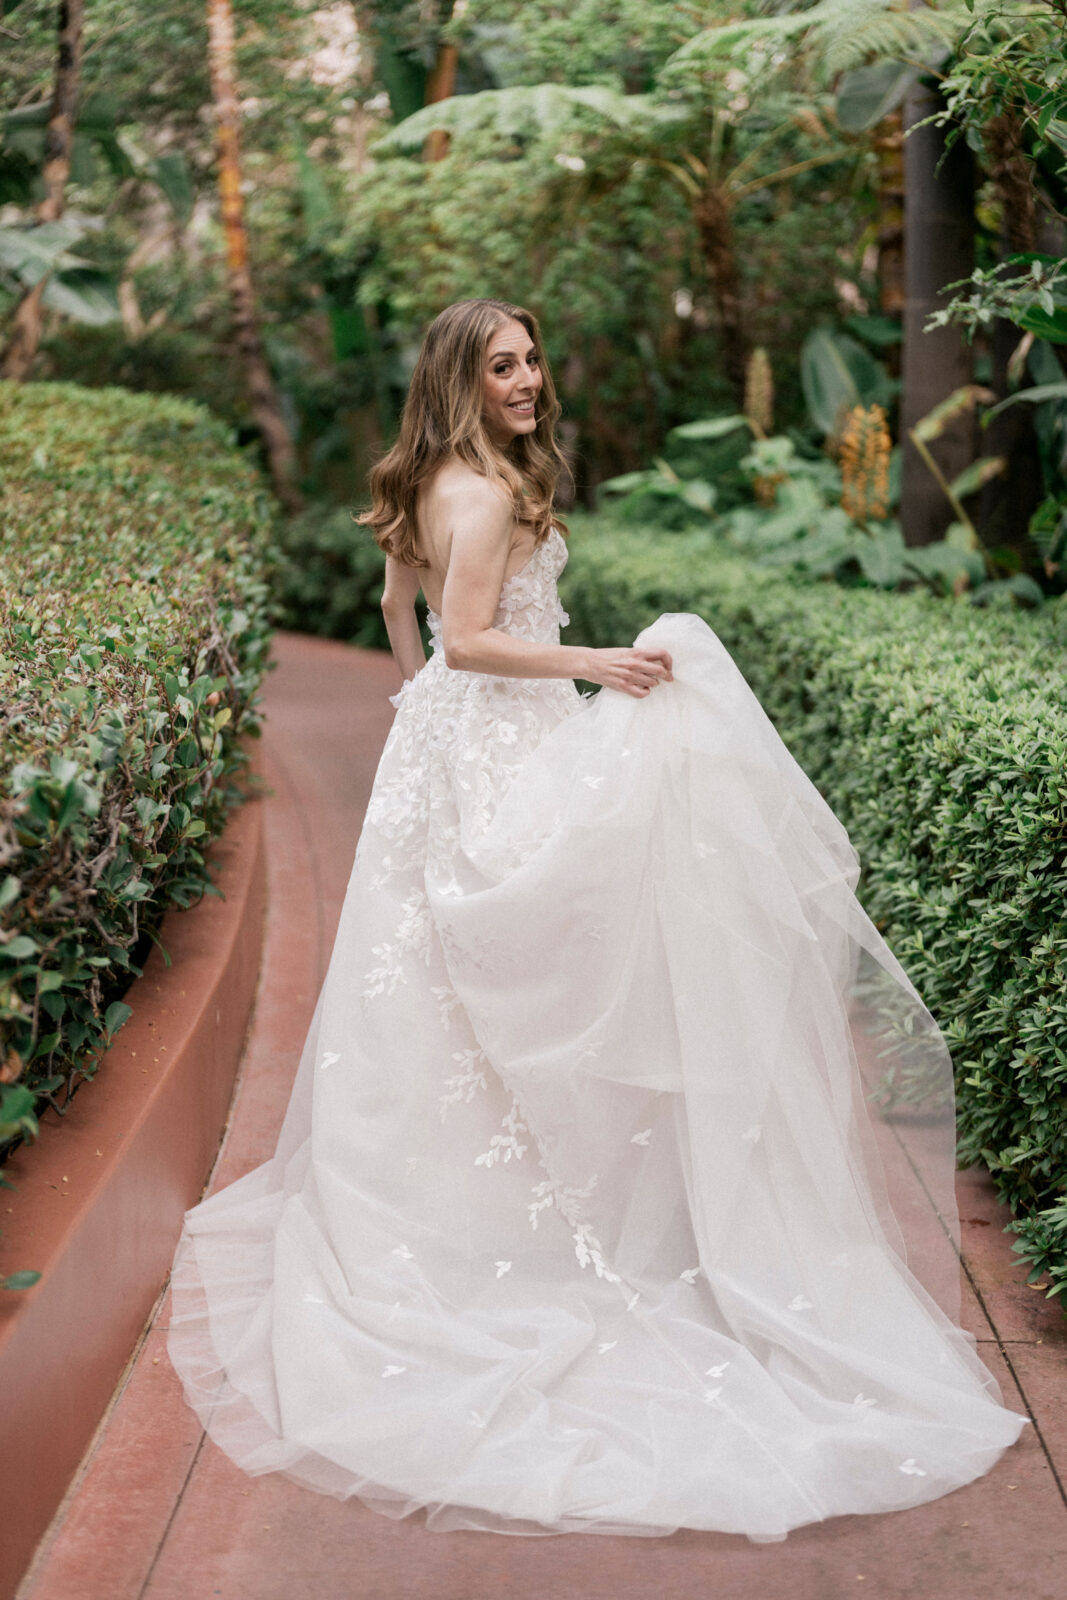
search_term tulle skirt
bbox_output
[168,613,1027,1538]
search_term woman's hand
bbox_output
[582,646,674,699]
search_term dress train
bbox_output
[168,530,1026,1537]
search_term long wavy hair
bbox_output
[358,298,569,568]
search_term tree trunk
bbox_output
[978,112,1042,558]
[875,113,905,323]
[900,78,975,546]
[985,112,1039,255]
[693,183,747,405]
[207,0,303,512]
[0,0,84,381]
[423,6,459,163]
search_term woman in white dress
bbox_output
[168,298,1027,1540]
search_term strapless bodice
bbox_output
[426,526,570,651]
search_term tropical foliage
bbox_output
[4,0,1063,554]
[0,2,885,494]
[596,326,1054,603]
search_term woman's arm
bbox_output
[440,485,672,699]
[381,556,427,684]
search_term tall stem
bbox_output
[207,0,303,512]
[423,11,459,164]
[693,183,747,403]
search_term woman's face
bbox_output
[482,319,543,447]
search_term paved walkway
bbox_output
[17,634,1067,1600]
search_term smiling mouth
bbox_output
[508,401,535,414]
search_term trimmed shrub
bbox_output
[559,517,1067,1304]
[0,382,274,1171]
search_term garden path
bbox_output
[17,633,1067,1600]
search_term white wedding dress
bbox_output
[168,527,1026,1539]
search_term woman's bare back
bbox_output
[414,458,539,615]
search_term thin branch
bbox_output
[657,158,702,197]
[729,148,849,200]
[708,106,726,188]
[906,428,989,557]
[727,120,799,187]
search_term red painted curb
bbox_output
[0,794,267,1600]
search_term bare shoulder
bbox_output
[430,459,512,524]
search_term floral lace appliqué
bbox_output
[474,1101,529,1168]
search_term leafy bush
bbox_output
[717,431,1009,598]
[560,516,1067,1304]
[599,414,754,528]
[0,382,274,1221]
[269,502,390,650]
[38,322,250,436]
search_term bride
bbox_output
[168,297,1027,1540]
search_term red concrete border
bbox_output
[0,793,267,1600]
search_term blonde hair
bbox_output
[358,298,569,567]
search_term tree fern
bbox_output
[374,84,684,156]
[379,2,973,164]
[661,0,970,85]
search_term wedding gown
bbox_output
[168,526,1027,1539]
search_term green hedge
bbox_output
[559,518,1067,1304]
[0,382,274,1199]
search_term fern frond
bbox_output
[819,8,965,75]
[374,85,684,156]
[663,0,971,85]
